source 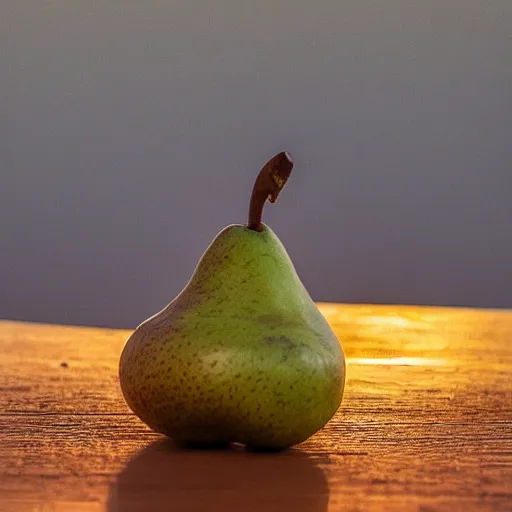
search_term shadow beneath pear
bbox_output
[108,439,329,512]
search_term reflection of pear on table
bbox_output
[119,152,346,449]
[108,440,329,512]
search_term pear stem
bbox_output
[247,151,294,232]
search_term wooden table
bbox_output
[1,305,511,511]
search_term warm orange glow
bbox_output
[357,315,413,327]
[317,304,460,361]
[347,357,446,366]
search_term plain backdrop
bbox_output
[2,1,511,328]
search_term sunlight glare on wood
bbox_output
[347,356,446,366]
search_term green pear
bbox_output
[119,152,345,450]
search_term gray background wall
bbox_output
[2,1,511,329]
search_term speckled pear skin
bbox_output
[119,224,345,450]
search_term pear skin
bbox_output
[119,153,345,450]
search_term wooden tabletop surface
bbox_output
[1,304,511,512]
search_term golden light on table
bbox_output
[348,356,446,366]
[1,303,511,511]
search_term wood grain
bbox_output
[1,304,511,511]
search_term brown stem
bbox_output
[247,151,294,231]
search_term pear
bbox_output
[119,152,345,450]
